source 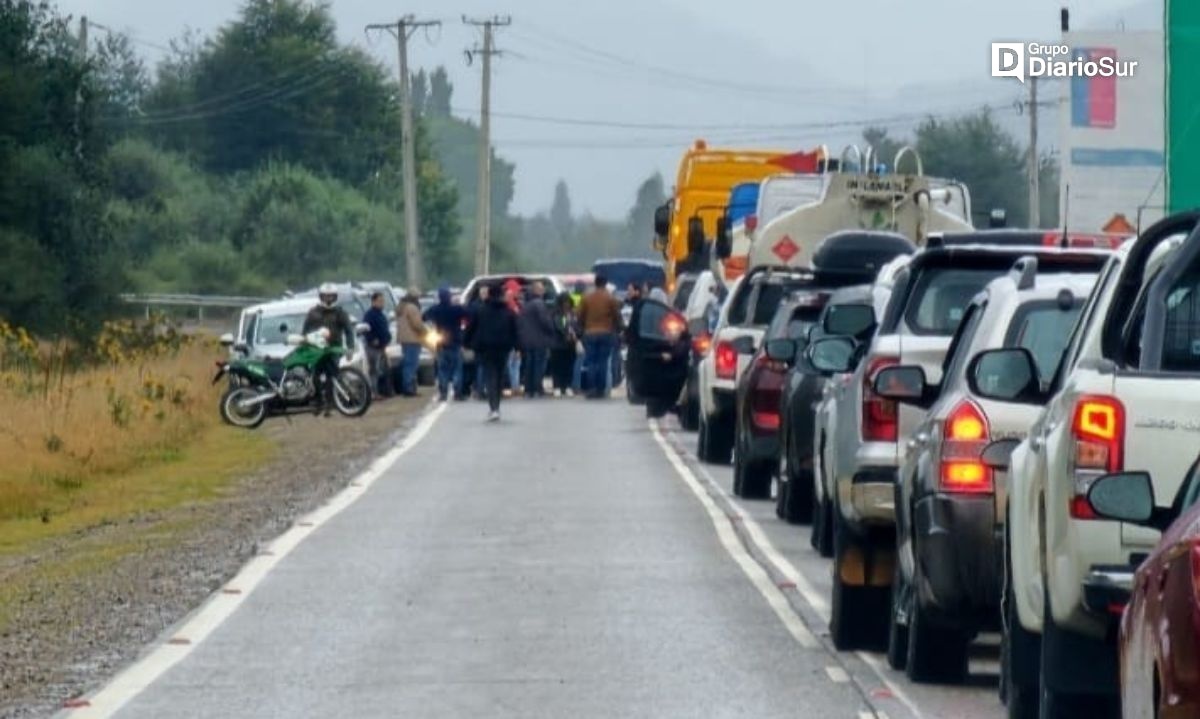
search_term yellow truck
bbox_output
[653,140,824,285]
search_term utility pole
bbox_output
[74,16,88,160]
[367,16,440,291]
[464,16,511,275]
[1027,76,1040,229]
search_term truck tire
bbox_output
[777,434,814,523]
[733,446,772,499]
[886,564,909,670]
[905,581,969,683]
[680,393,700,431]
[1038,596,1120,718]
[830,512,889,650]
[811,493,834,558]
[1002,537,1040,719]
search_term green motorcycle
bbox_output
[213,332,372,429]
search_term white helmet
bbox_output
[317,282,339,308]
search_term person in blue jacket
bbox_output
[425,285,469,401]
[362,291,394,398]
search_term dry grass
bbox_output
[0,318,270,550]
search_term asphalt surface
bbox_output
[72,396,1007,718]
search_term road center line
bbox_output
[63,403,448,719]
[648,421,818,650]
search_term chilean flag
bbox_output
[1071,47,1117,129]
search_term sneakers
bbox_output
[502,389,513,398]
[487,410,500,422]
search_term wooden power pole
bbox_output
[464,16,510,275]
[367,16,440,290]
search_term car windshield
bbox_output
[257,313,308,345]
[905,268,1003,335]
[1009,302,1085,381]
[592,262,666,291]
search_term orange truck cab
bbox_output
[653,140,824,285]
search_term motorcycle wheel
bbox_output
[221,387,267,429]
[333,368,373,417]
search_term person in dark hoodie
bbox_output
[425,285,468,402]
[516,282,558,398]
[464,280,519,421]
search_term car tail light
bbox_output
[939,400,993,494]
[715,341,738,380]
[692,332,712,356]
[750,356,787,434]
[661,312,685,340]
[862,356,899,442]
[1069,395,1125,519]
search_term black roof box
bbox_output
[812,230,916,280]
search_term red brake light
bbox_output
[749,356,787,434]
[715,341,737,380]
[661,312,685,340]
[862,356,899,442]
[1069,395,1125,519]
[692,333,712,356]
[939,400,993,494]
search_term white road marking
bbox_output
[649,422,818,649]
[65,403,448,718]
[659,425,927,719]
[860,711,889,719]
[826,665,851,683]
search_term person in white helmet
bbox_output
[302,283,354,415]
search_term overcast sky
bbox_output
[56,0,1160,217]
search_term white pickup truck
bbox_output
[978,211,1200,718]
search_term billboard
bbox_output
[1168,2,1200,212]
[1060,31,1164,233]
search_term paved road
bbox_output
[72,397,1006,718]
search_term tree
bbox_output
[550,180,573,243]
[862,127,906,172]
[626,172,666,247]
[411,69,428,116]
[428,67,452,117]
[915,109,1028,226]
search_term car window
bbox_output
[1054,258,1117,390]
[257,313,307,345]
[905,268,1003,335]
[726,282,754,326]
[1161,270,1200,372]
[1007,301,1085,382]
[673,278,696,311]
[941,302,985,390]
[750,279,814,326]
[636,300,674,342]
[242,313,257,343]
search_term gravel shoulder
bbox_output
[0,395,430,718]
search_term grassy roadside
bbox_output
[0,320,273,632]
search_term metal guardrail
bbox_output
[120,293,272,322]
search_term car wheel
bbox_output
[905,570,969,683]
[812,494,834,558]
[886,563,909,671]
[1038,596,1118,718]
[829,511,889,651]
[680,396,700,431]
[1002,536,1040,719]
[698,412,733,464]
[774,471,788,520]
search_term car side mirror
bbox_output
[219,333,235,346]
[687,217,705,258]
[823,304,876,338]
[1086,472,1173,531]
[715,216,732,260]
[967,348,1044,403]
[654,203,671,238]
[872,365,930,406]
[807,336,857,375]
[731,335,756,355]
[981,438,1021,471]
[765,338,797,363]
[233,342,250,355]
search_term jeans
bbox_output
[506,352,521,392]
[480,349,508,412]
[582,333,616,397]
[436,346,463,398]
[523,348,549,396]
[400,343,422,394]
[366,346,391,397]
[572,352,583,391]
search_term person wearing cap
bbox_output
[517,281,558,398]
[425,285,468,401]
[394,288,429,397]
